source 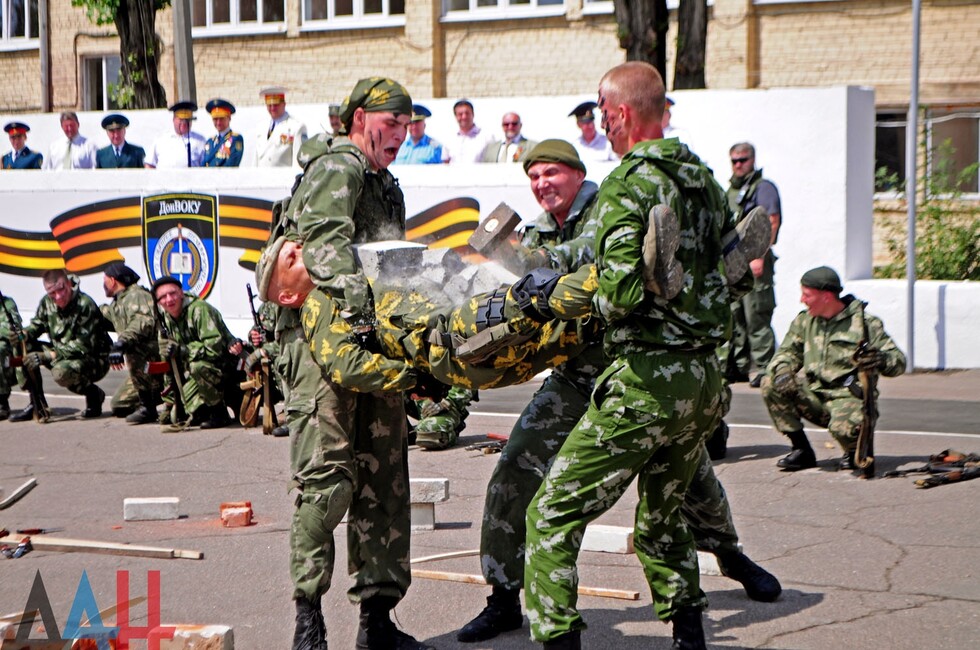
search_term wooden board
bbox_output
[0,534,203,560]
[411,568,639,601]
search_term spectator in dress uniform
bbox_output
[2,122,43,169]
[42,111,98,170]
[568,101,616,163]
[395,104,446,165]
[96,114,146,169]
[144,101,207,169]
[203,98,244,167]
[254,86,307,168]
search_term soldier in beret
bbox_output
[96,114,146,169]
[203,98,244,167]
[2,122,43,169]
[145,101,207,168]
[101,263,161,424]
[254,86,307,169]
[762,266,907,471]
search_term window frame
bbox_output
[300,0,406,33]
[441,0,567,24]
[191,0,287,39]
[81,54,121,112]
[0,0,40,52]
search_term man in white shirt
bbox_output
[144,101,207,169]
[42,111,98,170]
[254,86,308,169]
[446,99,495,164]
[568,101,616,163]
[662,96,692,144]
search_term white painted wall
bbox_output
[1,86,975,368]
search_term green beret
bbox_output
[800,266,842,294]
[339,77,413,132]
[256,236,289,302]
[522,139,586,175]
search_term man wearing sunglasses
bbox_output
[726,142,782,389]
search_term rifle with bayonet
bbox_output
[152,296,187,427]
[240,284,279,435]
[852,300,877,479]
[0,289,50,423]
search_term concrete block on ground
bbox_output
[411,503,436,531]
[410,478,449,531]
[220,501,253,527]
[582,524,634,554]
[124,496,180,521]
[157,624,234,649]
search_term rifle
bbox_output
[0,290,50,423]
[152,296,187,427]
[243,284,279,435]
[852,300,877,479]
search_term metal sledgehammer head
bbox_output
[468,202,522,254]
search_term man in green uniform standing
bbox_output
[8,270,110,421]
[102,263,162,424]
[263,77,434,650]
[458,140,780,644]
[762,266,907,471]
[725,142,781,387]
[0,292,22,420]
[152,277,239,430]
[523,62,735,650]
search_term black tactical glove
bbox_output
[771,369,798,396]
[854,347,883,372]
[412,371,450,404]
[108,340,126,367]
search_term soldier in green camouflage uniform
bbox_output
[410,386,477,450]
[258,78,434,650]
[523,63,733,650]
[240,299,287,436]
[101,263,162,424]
[459,141,779,645]
[0,292,22,420]
[762,266,907,471]
[152,276,240,429]
[7,270,110,421]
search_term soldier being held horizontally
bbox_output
[8,269,110,421]
[761,266,907,472]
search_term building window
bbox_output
[82,55,121,111]
[302,0,405,29]
[875,112,906,193]
[192,0,286,34]
[0,0,39,48]
[927,109,979,195]
[443,0,564,19]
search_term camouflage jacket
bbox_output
[25,275,111,361]
[768,296,907,390]
[0,294,21,355]
[102,283,157,347]
[158,295,237,367]
[518,180,599,274]
[286,133,406,318]
[593,138,734,356]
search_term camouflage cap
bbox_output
[801,266,842,294]
[522,139,586,175]
[339,77,412,132]
[256,235,289,302]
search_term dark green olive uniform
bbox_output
[102,283,161,413]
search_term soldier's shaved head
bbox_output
[598,62,666,125]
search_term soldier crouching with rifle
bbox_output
[6,269,110,421]
[229,284,286,437]
[0,291,26,420]
[761,266,907,474]
[151,276,243,430]
[101,262,163,424]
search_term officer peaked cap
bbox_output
[4,121,30,134]
[101,114,129,130]
[206,98,236,117]
[169,101,198,120]
[569,101,598,121]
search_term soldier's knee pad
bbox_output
[475,288,510,331]
[295,478,354,544]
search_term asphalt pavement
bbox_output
[1,368,977,648]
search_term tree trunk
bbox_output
[114,0,167,109]
[613,0,669,83]
[674,0,707,89]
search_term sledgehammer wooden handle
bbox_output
[411,568,639,601]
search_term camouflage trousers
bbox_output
[525,351,724,641]
[728,254,776,374]
[482,368,738,591]
[762,379,867,452]
[46,353,108,394]
[163,358,239,416]
[280,331,413,604]
[111,349,162,412]
[0,343,19,397]
[411,386,477,449]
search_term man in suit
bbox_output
[203,98,244,167]
[254,86,307,169]
[96,114,145,169]
[2,122,43,169]
[480,112,536,163]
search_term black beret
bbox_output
[800,266,843,294]
[104,262,140,286]
[151,276,183,293]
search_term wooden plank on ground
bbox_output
[0,534,203,560]
[411,568,639,601]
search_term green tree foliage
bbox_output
[72,0,170,109]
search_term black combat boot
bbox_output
[9,403,34,422]
[355,596,434,650]
[80,385,105,418]
[543,630,581,649]
[457,585,523,642]
[717,550,782,602]
[271,424,290,437]
[292,595,326,650]
[126,391,159,425]
[705,420,729,461]
[201,402,231,429]
[0,396,10,421]
[838,450,856,471]
[670,606,706,650]
[776,430,816,471]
